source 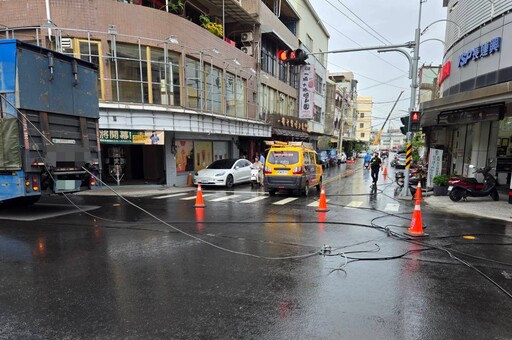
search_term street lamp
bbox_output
[421,19,461,39]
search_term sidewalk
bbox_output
[78,184,196,197]
[423,191,512,222]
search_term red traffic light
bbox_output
[278,49,291,62]
[277,49,308,65]
[410,111,420,122]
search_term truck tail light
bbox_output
[32,175,40,191]
[90,176,96,187]
[264,166,271,174]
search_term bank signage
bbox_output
[458,37,501,67]
[437,61,451,86]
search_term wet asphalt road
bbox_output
[1,161,512,339]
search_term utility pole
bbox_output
[402,0,425,197]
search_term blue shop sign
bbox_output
[458,37,501,67]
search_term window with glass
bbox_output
[235,75,245,118]
[268,87,276,114]
[205,63,222,113]
[261,38,277,76]
[77,40,105,100]
[150,48,181,106]
[315,74,323,95]
[278,93,286,115]
[225,72,235,116]
[360,123,364,128]
[185,57,203,109]
[110,43,149,103]
[288,97,297,117]
[360,112,365,118]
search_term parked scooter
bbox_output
[447,161,499,202]
[395,166,427,196]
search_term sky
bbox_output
[310,0,448,131]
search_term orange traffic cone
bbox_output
[405,199,428,237]
[316,186,329,212]
[382,166,388,176]
[414,182,423,200]
[187,172,194,186]
[194,183,206,208]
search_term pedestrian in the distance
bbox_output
[364,152,371,169]
[370,152,382,185]
[259,151,265,165]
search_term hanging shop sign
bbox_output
[458,37,501,68]
[99,129,164,145]
[271,114,308,132]
[437,104,504,125]
[299,65,315,119]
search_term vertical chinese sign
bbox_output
[299,65,315,119]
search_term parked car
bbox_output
[194,158,252,188]
[394,154,407,169]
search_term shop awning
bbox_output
[272,128,309,139]
[420,81,512,127]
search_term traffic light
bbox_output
[410,110,421,132]
[277,48,308,65]
[400,115,409,135]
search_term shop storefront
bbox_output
[100,129,166,184]
[420,5,512,193]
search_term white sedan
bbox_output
[193,158,252,188]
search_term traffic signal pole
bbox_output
[401,0,424,197]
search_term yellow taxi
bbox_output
[263,141,323,196]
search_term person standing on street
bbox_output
[370,152,382,185]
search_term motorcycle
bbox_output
[447,161,499,202]
[395,167,427,196]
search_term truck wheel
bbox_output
[268,189,277,196]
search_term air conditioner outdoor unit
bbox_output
[241,46,253,56]
[241,32,253,43]
[61,37,73,50]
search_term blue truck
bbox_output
[0,40,100,205]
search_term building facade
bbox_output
[0,0,329,186]
[421,0,512,189]
[356,96,373,143]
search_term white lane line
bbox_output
[180,194,215,200]
[209,195,241,202]
[153,193,189,199]
[273,197,298,205]
[307,199,330,207]
[384,203,400,212]
[346,201,363,209]
[240,196,269,203]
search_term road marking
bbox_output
[153,193,188,199]
[180,194,215,200]
[307,199,330,207]
[346,201,363,209]
[384,203,400,212]
[240,196,269,203]
[273,197,298,205]
[209,195,241,202]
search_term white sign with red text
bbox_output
[299,65,315,119]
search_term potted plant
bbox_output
[199,15,223,38]
[432,174,450,196]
